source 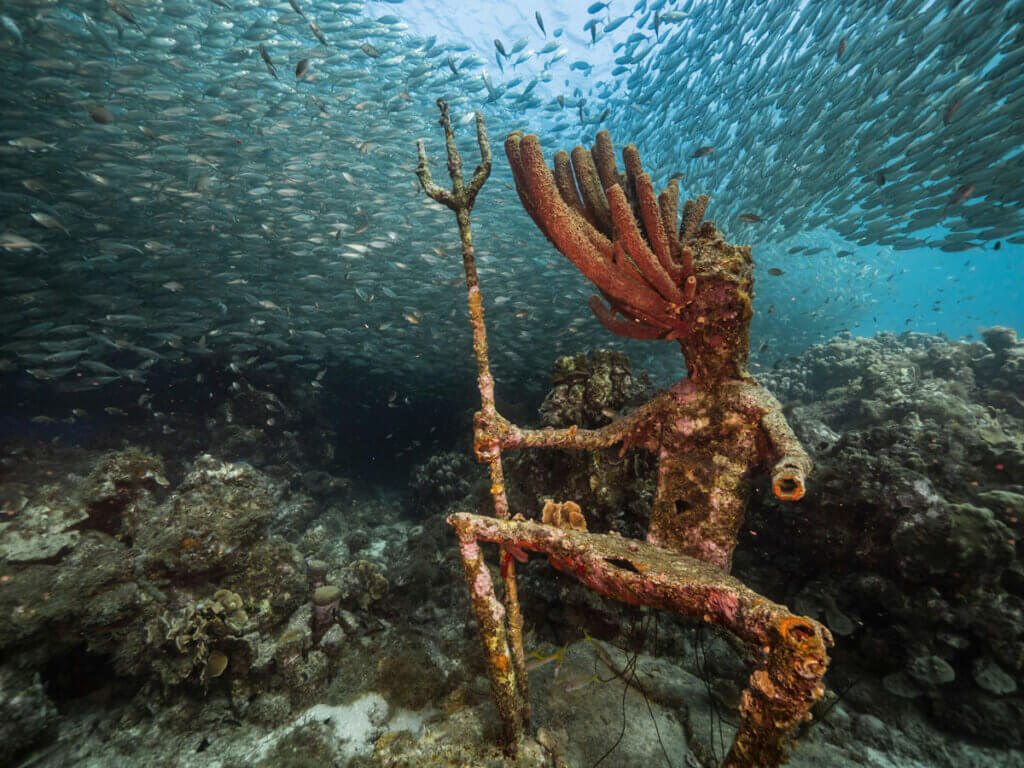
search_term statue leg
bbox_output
[453,528,528,751]
[726,616,830,767]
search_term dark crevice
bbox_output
[72,498,127,537]
[605,557,641,574]
[41,646,128,710]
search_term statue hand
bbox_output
[474,409,510,462]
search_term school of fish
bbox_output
[0,0,1020,407]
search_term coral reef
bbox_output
[153,589,250,686]
[505,348,657,540]
[2,330,1023,767]
[409,450,483,516]
[745,329,1024,747]
[0,444,369,761]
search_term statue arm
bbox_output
[473,394,664,461]
[735,381,812,501]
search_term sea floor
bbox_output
[4,478,1020,768]
[15,503,1022,768]
[4,329,1024,767]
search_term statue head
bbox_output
[504,129,756,387]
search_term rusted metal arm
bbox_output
[473,393,668,463]
[735,380,812,501]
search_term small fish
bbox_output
[361,42,381,58]
[994,241,1001,251]
[837,38,846,60]
[526,642,568,672]
[587,2,609,13]
[162,281,184,292]
[309,21,327,46]
[738,213,764,223]
[80,170,108,185]
[259,44,278,78]
[605,15,631,33]
[87,104,114,125]
[403,313,419,325]
[81,11,117,58]
[494,39,508,57]
[944,97,962,125]
[691,145,714,159]
[525,655,554,672]
[536,11,545,36]
[288,0,306,18]
[564,673,600,693]
[9,137,56,150]
[447,56,458,75]
[946,183,974,206]
[767,268,784,276]
[30,212,69,235]
[106,1,140,28]
[295,58,309,78]
[875,171,886,186]
[1,232,46,251]
[2,14,24,44]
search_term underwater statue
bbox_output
[416,100,832,768]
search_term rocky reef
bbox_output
[501,348,658,540]
[0,439,386,764]
[744,327,1024,748]
[1,329,1022,767]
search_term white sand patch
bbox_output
[245,693,429,764]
